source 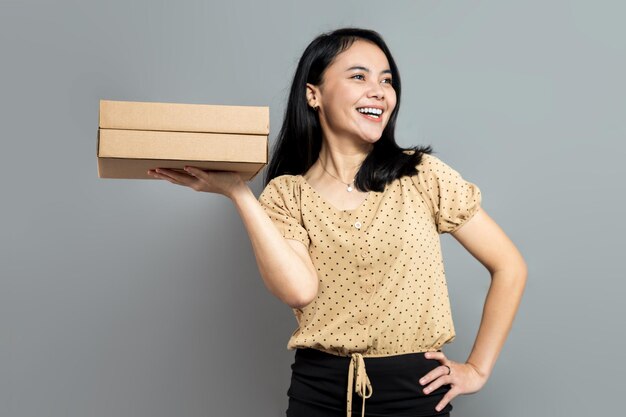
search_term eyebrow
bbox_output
[345,65,392,75]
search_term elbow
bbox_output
[492,250,528,279]
[290,298,312,310]
[289,276,318,310]
[516,257,529,284]
[513,260,528,287]
[502,259,528,290]
[489,256,528,290]
[289,294,314,310]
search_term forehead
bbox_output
[329,39,390,71]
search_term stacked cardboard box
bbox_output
[97,100,269,181]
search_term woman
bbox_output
[148,28,526,417]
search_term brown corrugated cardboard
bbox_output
[99,100,269,135]
[97,99,269,181]
[97,156,265,181]
[99,129,267,162]
[97,129,267,180]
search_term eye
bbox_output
[382,78,393,84]
[351,74,365,80]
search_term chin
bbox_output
[357,125,387,141]
[361,128,385,142]
[360,134,383,145]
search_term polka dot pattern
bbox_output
[258,153,482,358]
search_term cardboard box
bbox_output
[97,100,269,181]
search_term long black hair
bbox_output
[264,27,433,192]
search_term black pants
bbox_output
[286,348,453,417]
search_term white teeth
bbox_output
[357,107,383,116]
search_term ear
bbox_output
[306,83,320,109]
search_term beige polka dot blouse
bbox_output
[258,152,482,417]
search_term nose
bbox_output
[366,79,385,100]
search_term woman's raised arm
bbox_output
[148,166,318,309]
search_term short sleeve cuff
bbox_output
[438,182,482,234]
[258,176,311,249]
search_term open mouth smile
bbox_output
[356,107,384,123]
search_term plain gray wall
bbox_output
[1,0,624,416]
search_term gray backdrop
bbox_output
[2,1,624,416]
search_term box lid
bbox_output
[99,100,269,135]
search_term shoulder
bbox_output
[402,149,443,167]
[407,152,475,197]
[259,174,305,206]
[400,150,449,178]
[262,174,303,194]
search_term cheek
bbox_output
[321,95,351,125]
[387,96,398,114]
[322,92,344,111]
[388,89,398,105]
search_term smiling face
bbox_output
[306,39,397,147]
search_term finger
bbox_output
[151,169,193,186]
[424,351,447,362]
[422,374,452,395]
[148,169,167,179]
[419,365,452,386]
[435,388,458,413]
[155,168,196,184]
[184,166,203,175]
[151,171,183,185]
[184,166,215,180]
[156,168,193,180]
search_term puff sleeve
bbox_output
[258,176,311,249]
[411,153,482,234]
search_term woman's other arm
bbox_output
[419,207,527,412]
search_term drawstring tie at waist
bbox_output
[347,352,373,417]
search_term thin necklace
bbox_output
[319,158,357,192]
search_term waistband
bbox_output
[296,348,437,417]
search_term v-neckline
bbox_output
[298,175,377,213]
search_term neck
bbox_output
[317,141,371,183]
